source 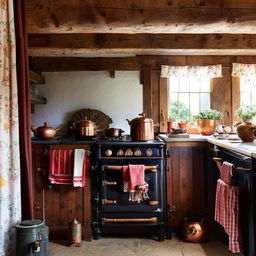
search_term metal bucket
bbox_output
[15,220,49,256]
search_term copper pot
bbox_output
[197,119,217,135]
[236,120,256,142]
[31,122,59,139]
[126,113,159,141]
[182,217,208,243]
[105,128,124,138]
[75,117,98,137]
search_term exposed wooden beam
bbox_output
[29,70,45,84]
[31,56,238,72]
[26,0,256,34]
[28,33,256,56]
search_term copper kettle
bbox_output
[31,122,59,139]
[182,217,208,243]
[126,113,159,141]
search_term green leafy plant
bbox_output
[235,104,256,120]
[169,101,190,123]
[193,109,223,121]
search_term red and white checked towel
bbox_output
[49,149,89,187]
[220,161,233,185]
[122,165,149,203]
[215,161,243,253]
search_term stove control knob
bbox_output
[125,148,133,156]
[134,149,142,156]
[105,149,112,157]
[117,149,124,156]
[146,148,153,157]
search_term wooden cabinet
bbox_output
[166,142,206,232]
[32,144,92,241]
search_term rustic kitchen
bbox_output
[2,1,256,256]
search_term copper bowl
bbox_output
[197,119,217,135]
[105,128,124,138]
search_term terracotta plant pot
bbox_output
[178,122,190,129]
[167,121,177,133]
[236,119,256,142]
[197,119,217,135]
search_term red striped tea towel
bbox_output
[49,149,74,185]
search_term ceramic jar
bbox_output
[236,119,256,142]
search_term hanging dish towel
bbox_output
[215,161,242,253]
[122,165,149,203]
[49,149,89,187]
[73,149,89,187]
[49,149,74,185]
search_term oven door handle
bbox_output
[102,217,157,224]
[104,165,158,172]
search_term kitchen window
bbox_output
[240,76,256,106]
[168,77,211,123]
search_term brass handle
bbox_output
[102,199,117,205]
[102,181,117,186]
[102,217,157,224]
[160,109,166,126]
[105,165,158,172]
[149,201,158,205]
[213,157,222,163]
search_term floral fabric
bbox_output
[0,1,21,256]
[232,63,256,77]
[161,64,222,79]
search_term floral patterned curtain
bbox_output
[232,63,256,77]
[0,1,21,255]
[161,64,222,78]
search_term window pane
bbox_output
[190,78,200,92]
[200,78,211,92]
[241,92,250,106]
[179,93,190,107]
[240,77,251,91]
[169,92,178,103]
[169,77,179,92]
[252,92,256,104]
[179,78,189,92]
[200,93,211,110]
[190,93,200,117]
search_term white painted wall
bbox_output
[31,71,142,134]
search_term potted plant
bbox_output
[169,101,190,130]
[235,104,256,142]
[193,109,223,135]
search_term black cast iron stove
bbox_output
[92,137,166,241]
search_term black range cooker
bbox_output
[92,137,167,241]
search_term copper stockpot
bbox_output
[126,113,159,141]
[105,128,125,138]
[31,122,59,139]
[75,117,99,137]
[182,217,208,243]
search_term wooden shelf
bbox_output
[29,70,45,84]
[30,93,47,104]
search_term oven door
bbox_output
[99,160,163,212]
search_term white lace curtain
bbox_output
[0,1,21,255]
[232,63,256,77]
[161,64,222,79]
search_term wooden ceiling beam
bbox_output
[30,56,238,72]
[28,33,256,56]
[26,0,256,34]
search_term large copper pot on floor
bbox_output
[126,113,158,141]
[182,217,208,243]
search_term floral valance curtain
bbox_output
[161,64,222,79]
[232,63,256,77]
